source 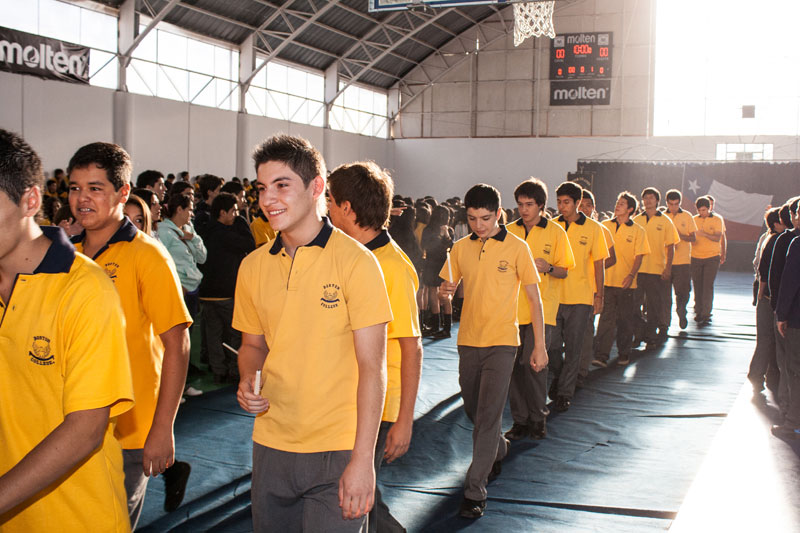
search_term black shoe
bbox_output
[459,497,486,519]
[617,354,630,366]
[504,423,529,441]
[163,461,191,512]
[431,329,451,339]
[431,314,452,339]
[679,315,688,330]
[555,396,570,412]
[530,420,547,440]
[488,459,502,483]
[771,425,800,440]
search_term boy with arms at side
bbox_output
[0,130,134,531]
[634,187,679,346]
[505,178,574,441]
[550,182,609,412]
[327,161,423,532]
[592,192,650,367]
[234,135,392,531]
[68,142,192,528]
[439,184,546,519]
[691,195,726,325]
[664,189,697,330]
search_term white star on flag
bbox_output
[688,179,700,194]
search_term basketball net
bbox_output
[513,1,556,46]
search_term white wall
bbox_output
[392,135,800,207]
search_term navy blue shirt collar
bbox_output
[469,224,507,241]
[364,229,391,251]
[556,211,587,228]
[644,210,663,222]
[269,217,334,255]
[515,217,549,230]
[71,217,138,260]
[612,217,634,228]
[35,226,76,274]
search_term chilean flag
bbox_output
[681,175,772,242]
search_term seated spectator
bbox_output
[52,203,83,237]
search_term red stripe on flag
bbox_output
[725,219,763,242]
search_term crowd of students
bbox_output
[1,127,798,533]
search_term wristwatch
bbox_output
[548,265,554,274]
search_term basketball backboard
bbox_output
[370,0,515,12]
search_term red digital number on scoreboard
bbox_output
[556,49,565,59]
[573,44,592,55]
[599,47,609,57]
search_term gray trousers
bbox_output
[508,324,551,425]
[201,298,240,379]
[691,256,720,320]
[549,303,593,399]
[123,448,148,530]
[748,297,779,386]
[368,422,405,533]
[594,286,635,362]
[775,322,791,412]
[784,327,800,428]
[637,273,668,341]
[252,444,365,532]
[578,317,595,378]
[669,264,692,326]
[458,345,516,501]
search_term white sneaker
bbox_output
[184,386,203,397]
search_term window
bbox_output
[245,60,325,127]
[715,143,773,161]
[654,0,800,136]
[331,83,388,138]
[127,26,239,111]
[0,0,118,89]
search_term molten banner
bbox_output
[0,26,89,84]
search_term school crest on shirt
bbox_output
[103,262,120,282]
[497,260,510,273]
[579,236,589,246]
[321,283,341,309]
[29,336,55,366]
[626,235,634,243]
[542,244,552,256]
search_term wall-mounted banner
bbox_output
[550,79,611,106]
[0,26,89,84]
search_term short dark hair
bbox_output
[641,187,660,202]
[665,189,682,203]
[252,134,326,187]
[790,196,800,217]
[581,189,595,207]
[53,204,75,226]
[778,203,792,228]
[695,196,711,210]
[211,192,238,220]
[170,181,194,198]
[136,170,164,189]
[220,181,244,196]
[765,207,781,233]
[706,194,716,204]
[555,181,582,203]
[198,174,224,200]
[464,183,500,212]
[0,129,43,204]
[617,191,638,214]
[166,192,192,218]
[67,142,131,191]
[416,203,431,224]
[328,161,393,231]
[514,178,547,208]
[131,187,157,208]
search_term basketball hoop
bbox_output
[513,1,556,46]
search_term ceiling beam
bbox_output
[120,0,180,65]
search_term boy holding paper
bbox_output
[439,183,546,519]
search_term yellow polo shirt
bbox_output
[666,209,697,266]
[439,225,540,347]
[366,231,421,423]
[414,222,426,245]
[233,219,393,453]
[74,218,192,450]
[250,213,276,248]
[508,217,574,326]
[602,218,650,288]
[692,213,726,259]
[634,211,679,274]
[0,227,133,532]
[554,213,610,305]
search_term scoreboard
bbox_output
[550,32,613,80]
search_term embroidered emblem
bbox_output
[579,236,589,246]
[321,283,341,309]
[30,336,55,366]
[626,235,634,243]
[542,244,552,255]
[497,260,509,273]
[104,262,120,282]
